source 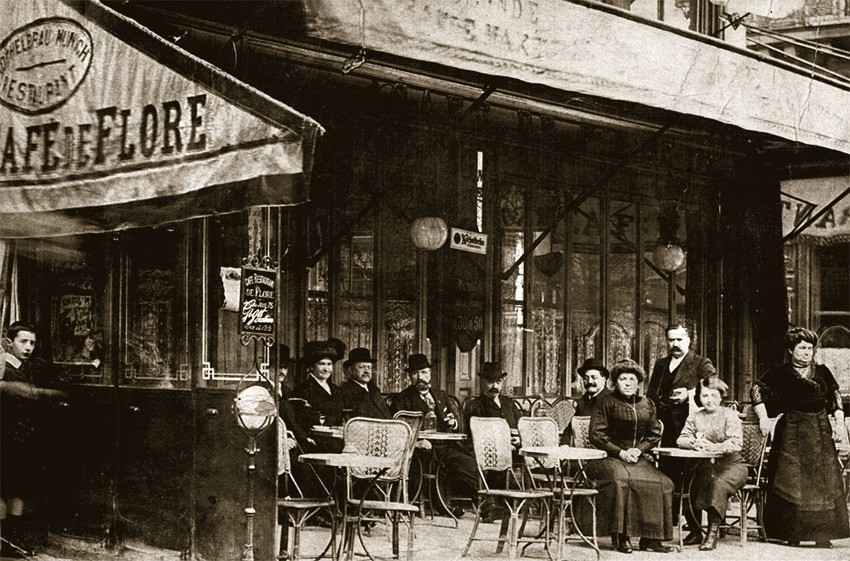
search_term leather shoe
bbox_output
[682,531,702,546]
[611,533,632,554]
[639,538,673,553]
[450,506,466,519]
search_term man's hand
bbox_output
[669,387,689,404]
[619,448,641,463]
[415,440,432,451]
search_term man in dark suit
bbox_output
[391,353,477,516]
[338,348,391,420]
[464,362,524,435]
[562,357,612,444]
[647,322,716,545]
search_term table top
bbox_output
[520,445,607,461]
[311,425,344,438]
[652,447,723,459]
[419,430,467,441]
[298,452,394,469]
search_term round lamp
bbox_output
[234,384,276,435]
[410,216,448,250]
[653,243,686,273]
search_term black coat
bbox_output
[463,392,523,434]
[647,351,715,446]
[291,375,344,427]
[391,385,460,432]
[337,379,391,419]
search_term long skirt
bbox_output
[764,409,850,542]
[687,453,748,517]
[583,456,674,540]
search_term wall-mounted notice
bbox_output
[239,266,276,343]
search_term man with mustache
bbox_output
[562,357,612,444]
[463,362,523,445]
[338,347,391,420]
[391,353,477,518]
[647,322,716,545]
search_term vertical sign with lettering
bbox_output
[239,266,276,345]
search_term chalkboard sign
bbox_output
[239,265,276,345]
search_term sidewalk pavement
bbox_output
[11,512,850,561]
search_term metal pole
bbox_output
[242,435,258,561]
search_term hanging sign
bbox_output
[239,265,276,345]
[450,227,487,254]
[781,177,850,243]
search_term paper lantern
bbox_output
[410,217,448,250]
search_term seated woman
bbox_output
[676,377,747,551]
[587,358,674,554]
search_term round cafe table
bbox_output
[520,445,607,561]
[652,447,723,551]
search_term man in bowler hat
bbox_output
[338,348,391,419]
[391,353,478,517]
[562,357,612,444]
[463,362,524,437]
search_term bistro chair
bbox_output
[341,417,418,561]
[462,417,553,561]
[277,418,337,561]
[392,410,431,516]
[723,420,771,544]
[569,416,592,449]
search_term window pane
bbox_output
[608,198,638,366]
[569,197,601,396]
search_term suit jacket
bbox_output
[337,379,391,419]
[279,384,311,448]
[647,350,716,445]
[575,387,612,417]
[391,385,460,433]
[464,392,524,435]
[292,375,345,427]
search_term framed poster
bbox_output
[239,265,276,345]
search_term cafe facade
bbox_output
[3,1,850,560]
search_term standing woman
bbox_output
[751,327,850,548]
[587,358,674,554]
[676,377,747,551]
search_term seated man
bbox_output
[562,357,611,444]
[391,353,478,517]
[337,348,391,420]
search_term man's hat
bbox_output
[405,353,432,373]
[577,357,609,378]
[279,344,293,366]
[478,362,507,382]
[303,338,346,365]
[343,347,377,369]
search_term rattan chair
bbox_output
[277,417,337,561]
[462,417,553,561]
[570,416,592,449]
[723,420,771,544]
[341,417,419,561]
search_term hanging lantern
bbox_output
[410,217,448,250]
[653,242,686,273]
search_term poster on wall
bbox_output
[239,265,277,345]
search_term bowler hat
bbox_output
[303,338,346,365]
[343,347,377,368]
[478,362,507,382]
[279,344,293,365]
[577,357,609,378]
[405,353,432,372]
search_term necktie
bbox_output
[422,391,436,412]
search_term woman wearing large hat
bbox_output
[291,338,346,446]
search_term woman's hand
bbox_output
[758,416,772,436]
[618,448,641,463]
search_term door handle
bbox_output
[128,405,141,413]
[206,408,219,416]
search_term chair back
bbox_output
[278,416,291,477]
[548,399,576,433]
[571,416,592,448]
[469,416,515,487]
[517,416,560,470]
[392,410,424,452]
[342,417,413,483]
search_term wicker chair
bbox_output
[341,417,419,561]
[723,420,771,544]
[392,410,431,517]
[462,417,553,561]
[277,417,337,561]
[570,416,592,449]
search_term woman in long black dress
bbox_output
[751,327,850,548]
[587,358,674,554]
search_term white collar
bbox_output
[669,354,685,372]
[311,374,332,394]
[354,380,369,391]
[5,354,22,369]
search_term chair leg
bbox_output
[406,513,414,561]
[496,503,510,554]
[739,491,747,546]
[461,501,482,557]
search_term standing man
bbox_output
[647,323,717,447]
[0,322,61,558]
[646,322,716,545]
[391,353,478,516]
[338,348,391,420]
